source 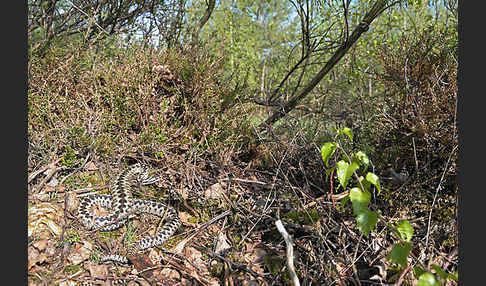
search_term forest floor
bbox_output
[27,45,458,286]
[27,142,458,286]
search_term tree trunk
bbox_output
[191,0,216,47]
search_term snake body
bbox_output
[77,163,180,264]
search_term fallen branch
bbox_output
[275,220,300,286]
[173,210,232,253]
[33,165,67,194]
[28,158,62,184]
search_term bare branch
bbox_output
[259,0,392,130]
[275,220,300,286]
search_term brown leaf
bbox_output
[155,268,181,280]
[84,161,98,171]
[173,236,193,254]
[58,281,77,286]
[215,232,231,254]
[148,248,163,265]
[47,176,59,187]
[183,247,210,276]
[128,281,150,286]
[64,191,78,213]
[207,278,221,286]
[33,192,51,202]
[45,239,57,257]
[129,254,155,275]
[178,211,198,227]
[67,241,93,265]
[179,187,189,200]
[28,246,40,270]
[243,246,267,275]
[241,280,260,286]
[32,239,48,251]
[204,183,226,200]
[28,202,64,239]
[87,263,109,279]
[184,247,203,261]
[152,65,169,73]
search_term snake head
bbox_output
[133,163,160,185]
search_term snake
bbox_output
[77,163,180,265]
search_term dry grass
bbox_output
[28,36,458,286]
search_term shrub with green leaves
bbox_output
[321,127,380,237]
[321,127,457,285]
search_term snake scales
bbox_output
[77,163,180,265]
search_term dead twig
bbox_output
[73,185,110,195]
[33,165,67,194]
[394,265,412,286]
[191,210,232,235]
[275,219,301,286]
[28,158,62,184]
[412,137,419,172]
[351,233,363,286]
[173,210,233,254]
[193,244,261,278]
[424,145,457,257]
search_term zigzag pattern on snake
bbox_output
[77,163,180,264]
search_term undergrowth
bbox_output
[28,37,251,172]
[28,33,458,285]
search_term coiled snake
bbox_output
[77,163,180,264]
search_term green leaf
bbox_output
[431,264,448,281]
[321,142,337,167]
[336,160,359,189]
[355,151,369,171]
[413,266,426,278]
[336,161,349,188]
[341,127,354,141]
[447,271,458,281]
[365,172,381,194]
[387,242,411,268]
[340,194,350,209]
[349,187,371,215]
[358,176,371,191]
[348,161,359,178]
[396,220,414,242]
[417,272,441,286]
[355,209,377,237]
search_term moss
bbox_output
[97,231,120,243]
[263,254,285,275]
[62,145,78,167]
[63,172,105,190]
[386,265,403,280]
[154,151,165,159]
[210,261,225,277]
[187,216,199,224]
[63,229,81,244]
[232,234,242,244]
[437,205,455,222]
[281,209,320,226]
[206,200,221,207]
[64,264,83,274]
